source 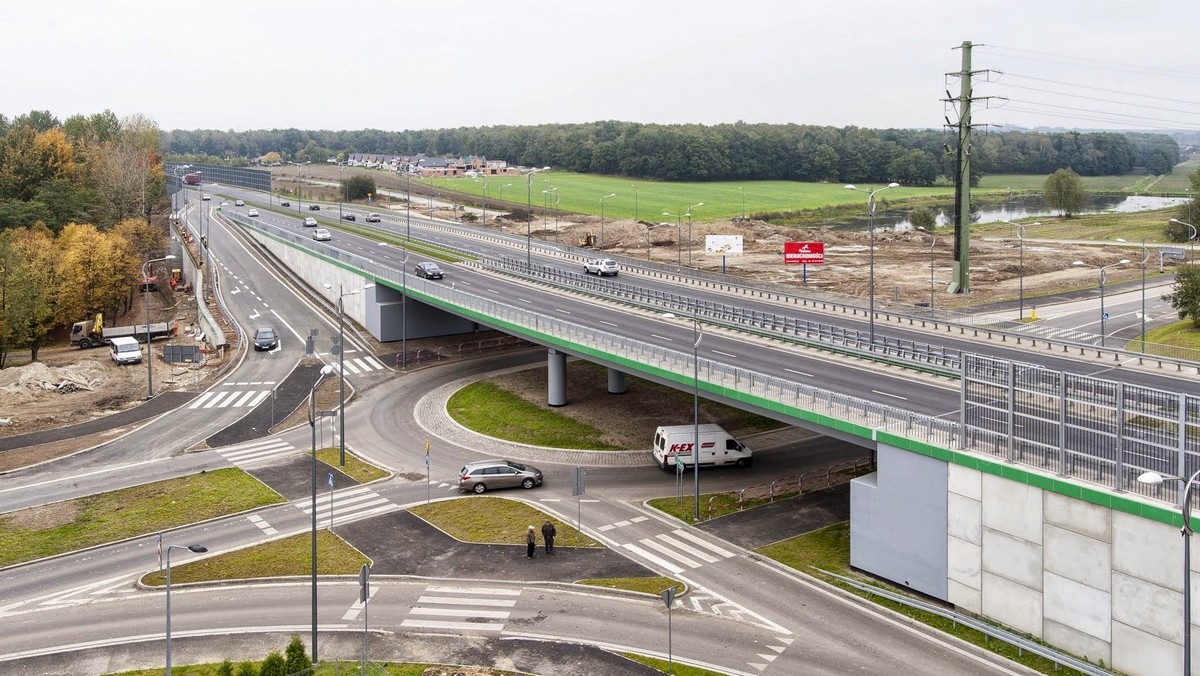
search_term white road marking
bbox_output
[650,334,672,342]
[871,390,908,401]
[711,349,737,358]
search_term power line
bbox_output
[985,77,1200,118]
[996,98,1200,129]
[995,72,1200,109]
[985,44,1200,82]
[983,104,1196,132]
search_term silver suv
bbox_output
[458,459,543,494]
[584,258,619,276]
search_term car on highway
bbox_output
[458,459,543,494]
[253,327,278,351]
[342,213,356,221]
[365,213,382,223]
[247,209,259,217]
[308,204,321,211]
[281,201,291,207]
[312,228,332,241]
[201,194,211,201]
[584,258,619,276]
[303,217,318,227]
[235,199,245,207]
[414,261,444,279]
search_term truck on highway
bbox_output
[652,424,753,470]
[184,172,202,185]
[70,313,178,349]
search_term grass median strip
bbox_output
[409,496,600,548]
[142,530,367,585]
[0,468,282,567]
[447,381,622,450]
[314,448,390,484]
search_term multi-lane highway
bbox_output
[2,183,1180,673]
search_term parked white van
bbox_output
[652,424,752,470]
[109,336,143,365]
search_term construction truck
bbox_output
[184,172,202,186]
[70,313,178,350]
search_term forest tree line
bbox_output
[162,122,1182,186]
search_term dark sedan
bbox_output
[253,327,278,351]
[414,262,444,279]
[308,204,321,211]
[342,213,356,221]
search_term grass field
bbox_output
[414,171,953,222]
[977,160,1198,194]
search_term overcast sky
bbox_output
[3,1,1197,134]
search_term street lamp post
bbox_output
[684,202,703,267]
[400,249,409,369]
[1171,219,1197,264]
[322,283,373,467]
[1002,220,1041,321]
[288,160,310,212]
[845,183,900,350]
[738,187,746,221]
[631,183,639,222]
[524,168,551,267]
[600,193,617,249]
[1141,241,1151,353]
[1137,470,1200,676]
[308,364,335,663]
[690,315,703,522]
[142,255,176,400]
[165,543,207,676]
[1074,258,1130,344]
[928,234,937,312]
[405,172,412,240]
[480,175,489,225]
[337,161,347,221]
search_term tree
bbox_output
[260,151,282,165]
[283,635,311,673]
[0,126,78,201]
[343,174,377,201]
[3,226,60,362]
[908,207,936,232]
[258,650,286,676]
[1043,168,1086,217]
[1164,264,1200,329]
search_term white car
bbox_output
[247,209,259,217]
[312,228,332,241]
[235,199,245,207]
[303,217,318,227]
[584,258,619,276]
[201,194,211,201]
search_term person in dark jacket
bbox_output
[542,520,557,555]
[526,525,537,558]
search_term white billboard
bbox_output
[705,235,744,255]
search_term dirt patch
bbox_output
[5,500,81,531]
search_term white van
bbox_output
[652,424,752,470]
[109,336,143,365]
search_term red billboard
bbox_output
[784,241,824,265]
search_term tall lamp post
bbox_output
[1141,241,1151,353]
[1074,258,1130,343]
[1171,218,1197,264]
[1002,220,1041,321]
[142,255,176,400]
[165,543,207,676]
[600,193,617,248]
[288,160,310,212]
[737,187,746,221]
[928,234,937,311]
[523,167,551,268]
[480,175,489,225]
[844,183,900,350]
[661,215,682,266]
[337,161,348,221]
[684,202,703,266]
[631,183,639,222]
[1137,469,1200,676]
[400,248,409,369]
[405,172,412,240]
[689,315,703,522]
[323,283,373,467]
[308,364,336,663]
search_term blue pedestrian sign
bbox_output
[327,472,334,489]
[1102,312,1110,320]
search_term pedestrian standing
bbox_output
[542,520,556,555]
[526,525,536,559]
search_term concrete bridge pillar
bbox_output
[547,349,567,407]
[607,368,626,394]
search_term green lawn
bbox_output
[0,469,283,566]
[447,381,623,450]
[408,495,599,548]
[971,205,1185,243]
[976,172,1182,193]
[314,448,391,483]
[142,530,367,585]
[416,171,953,222]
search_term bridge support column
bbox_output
[547,349,567,407]
[607,368,626,395]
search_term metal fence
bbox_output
[230,214,1193,509]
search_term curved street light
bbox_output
[287,160,310,212]
[165,543,207,675]
[142,255,176,400]
[1002,220,1041,321]
[1138,469,1200,676]
[684,202,703,266]
[600,193,617,248]
[1170,218,1197,264]
[308,364,336,662]
[844,183,900,349]
[1073,258,1130,343]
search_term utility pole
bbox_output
[944,40,993,295]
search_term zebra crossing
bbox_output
[215,438,297,467]
[620,528,737,575]
[293,485,399,527]
[187,387,273,410]
[326,353,387,375]
[400,584,519,632]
